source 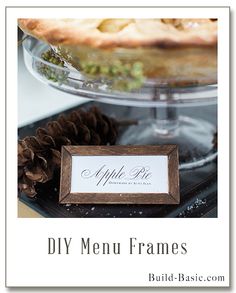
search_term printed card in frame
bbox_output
[59,145,179,204]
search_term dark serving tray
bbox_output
[18,101,217,218]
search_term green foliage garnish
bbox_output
[37,50,68,84]
[79,60,144,90]
[38,49,145,91]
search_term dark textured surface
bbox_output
[18,101,217,218]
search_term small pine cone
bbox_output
[18,106,119,197]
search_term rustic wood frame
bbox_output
[59,145,180,204]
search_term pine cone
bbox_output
[18,106,119,197]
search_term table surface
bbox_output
[18,201,42,218]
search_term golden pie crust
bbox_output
[18,19,217,86]
[18,18,217,49]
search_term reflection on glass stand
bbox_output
[118,88,216,170]
[23,36,217,170]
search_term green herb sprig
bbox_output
[79,60,144,91]
[37,50,68,84]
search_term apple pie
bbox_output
[18,18,217,87]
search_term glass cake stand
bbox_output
[22,36,217,170]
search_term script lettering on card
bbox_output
[59,145,179,204]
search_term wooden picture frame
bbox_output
[59,145,180,204]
